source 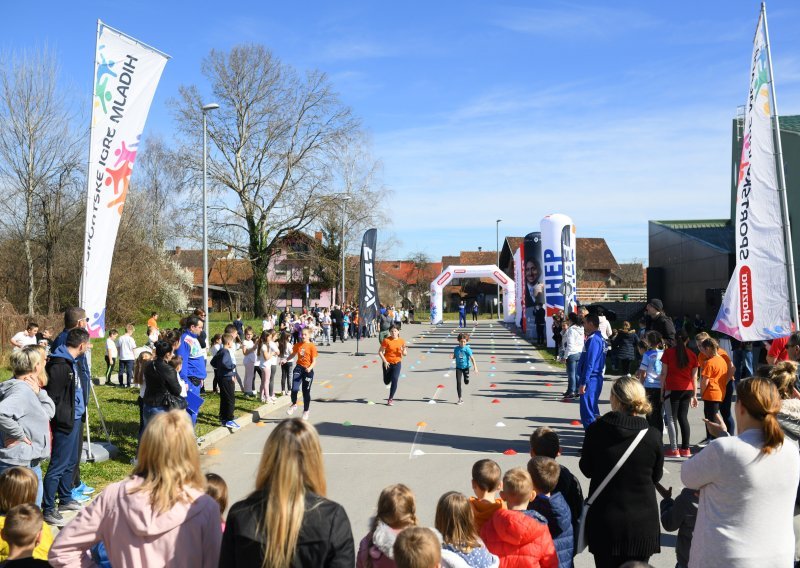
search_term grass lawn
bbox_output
[44,383,268,490]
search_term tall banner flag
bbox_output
[713,5,796,341]
[359,229,379,329]
[541,214,577,348]
[80,22,169,337]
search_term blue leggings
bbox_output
[291,366,314,411]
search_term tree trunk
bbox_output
[252,259,270,316]
[24,178,35,316]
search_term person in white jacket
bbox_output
[558,312,585,399]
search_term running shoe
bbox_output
[464,378,469,385]
[387,399,394,406]
[43,509,65,528]
[302,411,310,420]
[69,489,90,503]
[457,399,463,405]
[679,448,692,458]
[231,420,241,429]
[224,420,240,431]
[697,438,711,448]
[59,500,84,512]
[664,449,681,458]
[76,481,95,495]
[287,404,297,415]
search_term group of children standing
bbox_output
[636,329,735,456]
[355,426,585,568]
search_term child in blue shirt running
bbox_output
[451,333,479,404]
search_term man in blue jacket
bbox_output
[42,328,90,527]
[578,314,605,429]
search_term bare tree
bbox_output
[131,135,187,249]
[0,49,76,314]
[409,251,431,308]
[35,156,83,313]
[172,44,358,314]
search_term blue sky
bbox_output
[5,0,800,264]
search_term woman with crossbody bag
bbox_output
[579,375,664,568]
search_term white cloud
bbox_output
[493,3,658,39]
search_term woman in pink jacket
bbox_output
[48,410,222,567]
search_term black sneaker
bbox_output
[59,500,84,512]
[44,509,65,527]
[464,378,470,385]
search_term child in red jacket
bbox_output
[480,468,557,568]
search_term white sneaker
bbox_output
[302,411,310,420]
[287,405,297,416]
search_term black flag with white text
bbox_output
[359,229,379,328]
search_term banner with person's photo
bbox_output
[358,228,380,329]
[522,232,543,338]
[80,21,169,337]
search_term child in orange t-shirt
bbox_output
[285,327,318,420]
[378,326,407,406]
[699,337,728,445]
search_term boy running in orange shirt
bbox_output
[379,326,407,406]
[285,327,318,420]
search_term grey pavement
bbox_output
[202,322,704,568]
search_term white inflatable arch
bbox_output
[429,265,516,324]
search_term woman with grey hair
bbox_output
[0,345,55,506]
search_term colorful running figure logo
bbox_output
[105,136,139,215]
[94,45,117,115]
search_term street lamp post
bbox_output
[496,219,502,320]
[201,103,219,317]
[340,195,352,306]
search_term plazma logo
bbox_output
[105,136,139,215]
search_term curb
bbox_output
[198,395,293,451]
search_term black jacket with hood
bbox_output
[44,345,79,433]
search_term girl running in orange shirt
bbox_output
[379,326,408,406]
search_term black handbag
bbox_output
[162,392,188,411]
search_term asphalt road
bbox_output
[202,321,702,567]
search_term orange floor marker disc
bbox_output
[207,448,221,455]
[491,399,501,404]
[570,420,582,426]
[417,421,427,427]
[503,449,517,455]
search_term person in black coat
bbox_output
[141,340,184,430]
[645,299,676,348]
[221,418,354,568]
[330,306,345,343]
[611,322,638,376]
[579,376,664,568]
